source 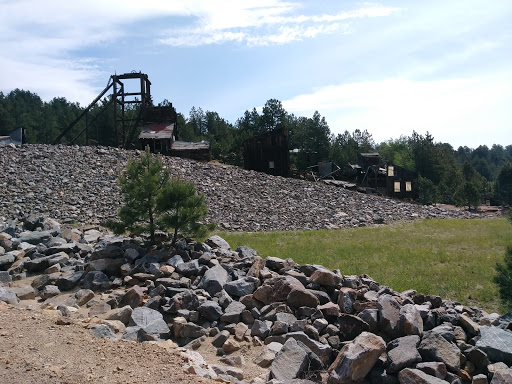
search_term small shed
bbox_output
[138,105,178,154]
[243,129,290,177]
[170,141,211,161]
[139,123,176,154]
[0,127,25,146]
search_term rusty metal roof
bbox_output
[138,123,175,140]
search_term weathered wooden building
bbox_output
[358,154,419,199]
[243,129,290,177]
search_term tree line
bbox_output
[1,89,511,208]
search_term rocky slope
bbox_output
[0,144,478,232]
[1,221,512,383]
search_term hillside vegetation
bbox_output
[220,218,512,313]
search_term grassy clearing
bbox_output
[216,218,512,313]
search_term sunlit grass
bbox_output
[215,218,512,313]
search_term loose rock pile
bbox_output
[1,219,511,383]
[0,144,478,232]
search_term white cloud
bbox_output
[283,76,512,148]
[158,4,399,47]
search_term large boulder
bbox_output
[309,268,342,287]
[0,286,18,304]
[201,264,229,296]
[476,326,512,366]
[378,294,401,338]
[271,338,308,381]
[418,332,461,372]
[118,286,145,309]
[327,332,386,384]
[253,276,304,305]
[125,307,170,341]
[287,288,319,308]
[387,335,422,373]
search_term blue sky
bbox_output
[1,0,511,148]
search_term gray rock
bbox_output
[12,285,36,300]
[176,259,206,277]
[31,273,59,290]
[235,246,257,259]
[210,365,243,380]
[201,264,229,296]
[398,368,447,384]
[198,300,224,321]
[378,294,402,338]
[212,330,230,348]
[41,285,61,300]
[55,271,84,291]
[251,319,273,339]
[399,303,423,337]
[271,338,309,381]
[358,309,379,333]
[491,367,512,384]
[127,306,170,340]
[25,255,54,272]
[254,342,283,368]
[418,332,461,372]
[221,301,246,323]
[73,289,95,306]
[106,305,133,325]
[206,236,230,250]
[180,322,207,338]
[387,335,422,373]
[0,286,19,304]
[415,362,447,379]
[337,287,356,314]
[224,277,257,297]
[265,256,288,272]
[338,313,370,341]
[327,331,386,384]
[83,229,102,243]
[0,271,12,285]
[16,230,53,245]
[81,271,110,291]
[90,240,123,260]
[90,324,117,340]
[286,331,333,366]
[0,253,16,269]
[476,326,512,366]
[168,289,199,313]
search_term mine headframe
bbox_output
[53,72,153,148]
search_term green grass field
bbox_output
[215,218,512,314]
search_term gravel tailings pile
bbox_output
[0,144,476,231]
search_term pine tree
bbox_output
[495,214,512,311]
[157,176,212,245]
[106,147,169,242]
[106,147,211,243]
[495,245,512,311]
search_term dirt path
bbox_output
[0,302,214,384]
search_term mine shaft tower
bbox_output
[53,72,156,148]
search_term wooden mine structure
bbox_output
[53,72,156,148]
[53,72,210,159]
